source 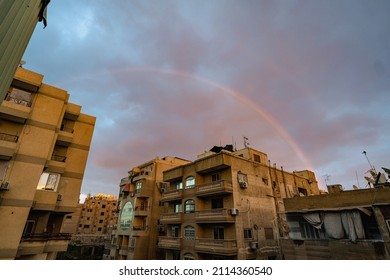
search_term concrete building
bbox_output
[58,194,118,260]
[112,156,191,260]
[158,145,320,260]
[0,1,51,104]
[0,67,95,259]
[75,193,118,235]
[281,186,390,259]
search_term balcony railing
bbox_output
[5,95,32,107]
[160,188,183,202]
[60,124,74,133]
[194,238,237,255]
[195,208,235,223]
[196,180,233,197]
[0,132,18,143]
[160,212,183,224]
[51,154,67,162]
[158,236,181,250]
[20,233,72,242]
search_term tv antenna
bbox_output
[323,174,331,186]
[243,136,250,148]
[362,151,376,173]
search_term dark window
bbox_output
[23,220,35,235]
[244,228,252,239]
[264,228,274,240]
[212,173,220,182]
[185,199,195,213]
[214,226,224,240]
[211,198,223,209]
[253,154,261,163]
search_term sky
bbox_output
[22,0,390,198]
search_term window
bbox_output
[211,173,220,182]
[211,198,223,209]
[262,177,269,185]
[102,205,106,208]
[174,202,182,213]
[264,228,274,240]
[175,181,183,190]
[214,226,224,240]
[65,216,72,220]
[36,172,61,191]
[172,226,180,238]
[244,228,253,239]
[253,154,261,163]
[172,251,180,260]
[184,226,195,240]
[185,176,195,189]
[23,220,35,235]
[184,199,195,213]
[136,181,142,193]
[99,219,103,223]
[120,201,134,230]
[0,160,10,180]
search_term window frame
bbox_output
[185,176,195,189]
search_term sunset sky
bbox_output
[23,0,390,198]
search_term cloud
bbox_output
[22,0,390,195]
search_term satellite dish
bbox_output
[19,60,26,67]
[353,185,359,190]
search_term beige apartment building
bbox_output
[158,145,320,260]
[59,194,118,259]
[112,156,191,260]
[0,67,95,259]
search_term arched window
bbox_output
[185,176,195,189]
[184,199,195,213]
[184,225,195,240]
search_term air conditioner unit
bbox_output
[230,208,239,216]
[250,241,258,250]
[57,194,63,201]
[159,182,168,193]
[0,181,10,191]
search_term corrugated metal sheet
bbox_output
[0,0,42,104]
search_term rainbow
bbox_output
[63,66,316,177]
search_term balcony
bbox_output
[56,127,74,147]
[133,171,152,182]
[160,189,183,202]
[194,239,237,256]
[17,233,71,257]
[131,226,147,237]
[158,236,181,250]
[195,208,236,223]
[0,132,18,160]
[160,212,183,224]
[45,154,66,174]
[0,99,31,123]
[134,206,149,216]
[196,180,233,197]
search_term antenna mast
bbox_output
[362,151,376,173]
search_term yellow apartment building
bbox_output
[75,193,118,235]
[113,156,191,260]
[0,67,95,259]
[158,145,320,260]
